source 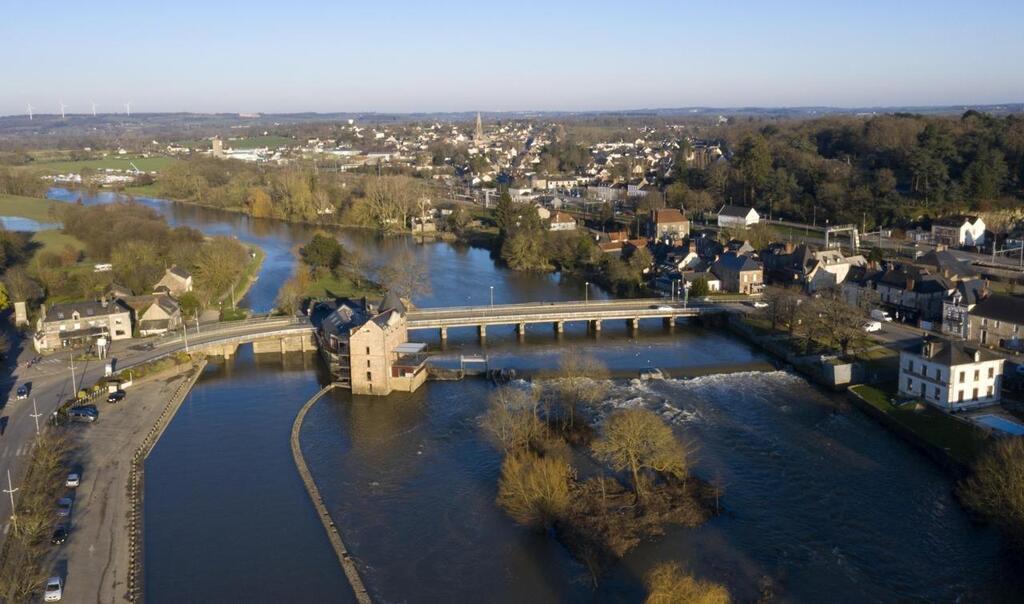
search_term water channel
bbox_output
[45,188,1022,602]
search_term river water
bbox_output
[46,188,1021,602]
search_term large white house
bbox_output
[717,205,760,228]
[931,216,986,247]
[899,338,1004,411]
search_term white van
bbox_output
[870,309,892,322]
[862,320,883,333]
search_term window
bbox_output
[958,391,964,402]
[365,347,370,355]
[906,378,913,391]
[908,360,914,373]
[959,371,965,383]
[987,386,994,397]
[366,372,372,382]
[988,367,994,378]
[933,386,940,400]
[367,360,371,368]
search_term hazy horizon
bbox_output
[5,0,1023,116]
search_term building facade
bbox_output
[712,252,764,294]
[717,205,760,228]
[34,300,132,353]
[898,339,1004,411]
[966,294,1024,350]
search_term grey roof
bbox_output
[916,250,978,279]
[168,265,192,279]
[714,251,762,272]
[45,300,128,322]
[878,266,951,294]
[379,291,407,316]
[953,279,987,305]
[718,205,755,218]
[911,338,1001,366]
[971,294,1024,324]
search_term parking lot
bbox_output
[45,369,193,601]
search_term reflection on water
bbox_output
[0,216,60,231]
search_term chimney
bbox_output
[974,350,981,363]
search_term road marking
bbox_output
[16,445,29,456]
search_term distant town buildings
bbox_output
[931,216,986,247]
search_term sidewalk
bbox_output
[47,367,196,602]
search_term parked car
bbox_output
[65,473,80,488]
[69,406,99,423]
[652,305,673,311]
[106,390,126,404]
[870,309,893,322]
[15,385,28,400]
[51,526,68,545]
[751,300,768,309]
[56,497,73,518]
[862,320,883,333]
[44,576,63,601]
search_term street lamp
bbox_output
[683,281,692,309]
[585,282,590,304]
[489,286,494,308]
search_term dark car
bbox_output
[106,390,126,404]
[16,385,28,400]
[51,526,68,545]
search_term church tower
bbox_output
[473,112,484,143]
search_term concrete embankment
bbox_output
[125,360,208,601]
[291,384,373,604]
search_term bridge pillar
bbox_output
[663,316,675,329]
[478,325,486,339]
[517,323,527,337]
[554,321,564,334]
[440,327,447,340]
[629,318,639,331]
[590,319,601,332]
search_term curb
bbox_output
[291,383,372,604]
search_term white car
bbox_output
[862,321,883,333]
[44,576,63,601]
[65,473,80,488]
[751,301,768,309]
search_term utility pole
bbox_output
[182,324,190,354]
[585,282,590,304]
[69,352,77,395]
[4,470,18,533]
[30,398,41,436]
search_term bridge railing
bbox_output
[409,297,673,315]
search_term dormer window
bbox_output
[72,311,80,320]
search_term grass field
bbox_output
[26,156,179,174]
[0,193,68,222]
[30,229,85,254]
[850,384,990,466]
[306,271,383,300]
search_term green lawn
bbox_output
[0,194,67,222]
[30,229,85,254]
[27,156,179,174]
[850,384,990,466]
[306,271,383,300]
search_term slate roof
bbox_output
[916,250,978,279]
[45,300,129,322]
[714,251,762,272]
[911,338,1001,366]
[971,294,1024,324]
[379,291,407,316]
[718,205,755,218]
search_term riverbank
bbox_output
[47,360,205,602]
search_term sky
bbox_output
[2,0,1023,116]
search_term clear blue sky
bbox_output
[3,0,1023,116]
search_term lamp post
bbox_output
[30,398,41,436]
[683,281,691,309]
[489,286,494,308]
[585,282,590,304]
[4,470,18,534]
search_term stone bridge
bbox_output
[405,297,747,339]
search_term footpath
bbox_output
[48,361,205,602]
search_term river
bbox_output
[45,188,1021,602]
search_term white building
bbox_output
[549,211,577,231]
[931,216,986,247]
[717,205,760,228]
[899,338,1005,411]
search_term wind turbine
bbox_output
[124,101,131,117]
[26,103,33,120]
[91,101,96,117]
[59,100,66,119]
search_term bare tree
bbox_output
[379,247,431,301]
[959,438,1024,546]
[592,408,691,501]
[644,561,731,604]
[482,387,545,454]
[496,452,572,530]
[361,176,422,233]
[549,350,609,429]
[809,289,870,356]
